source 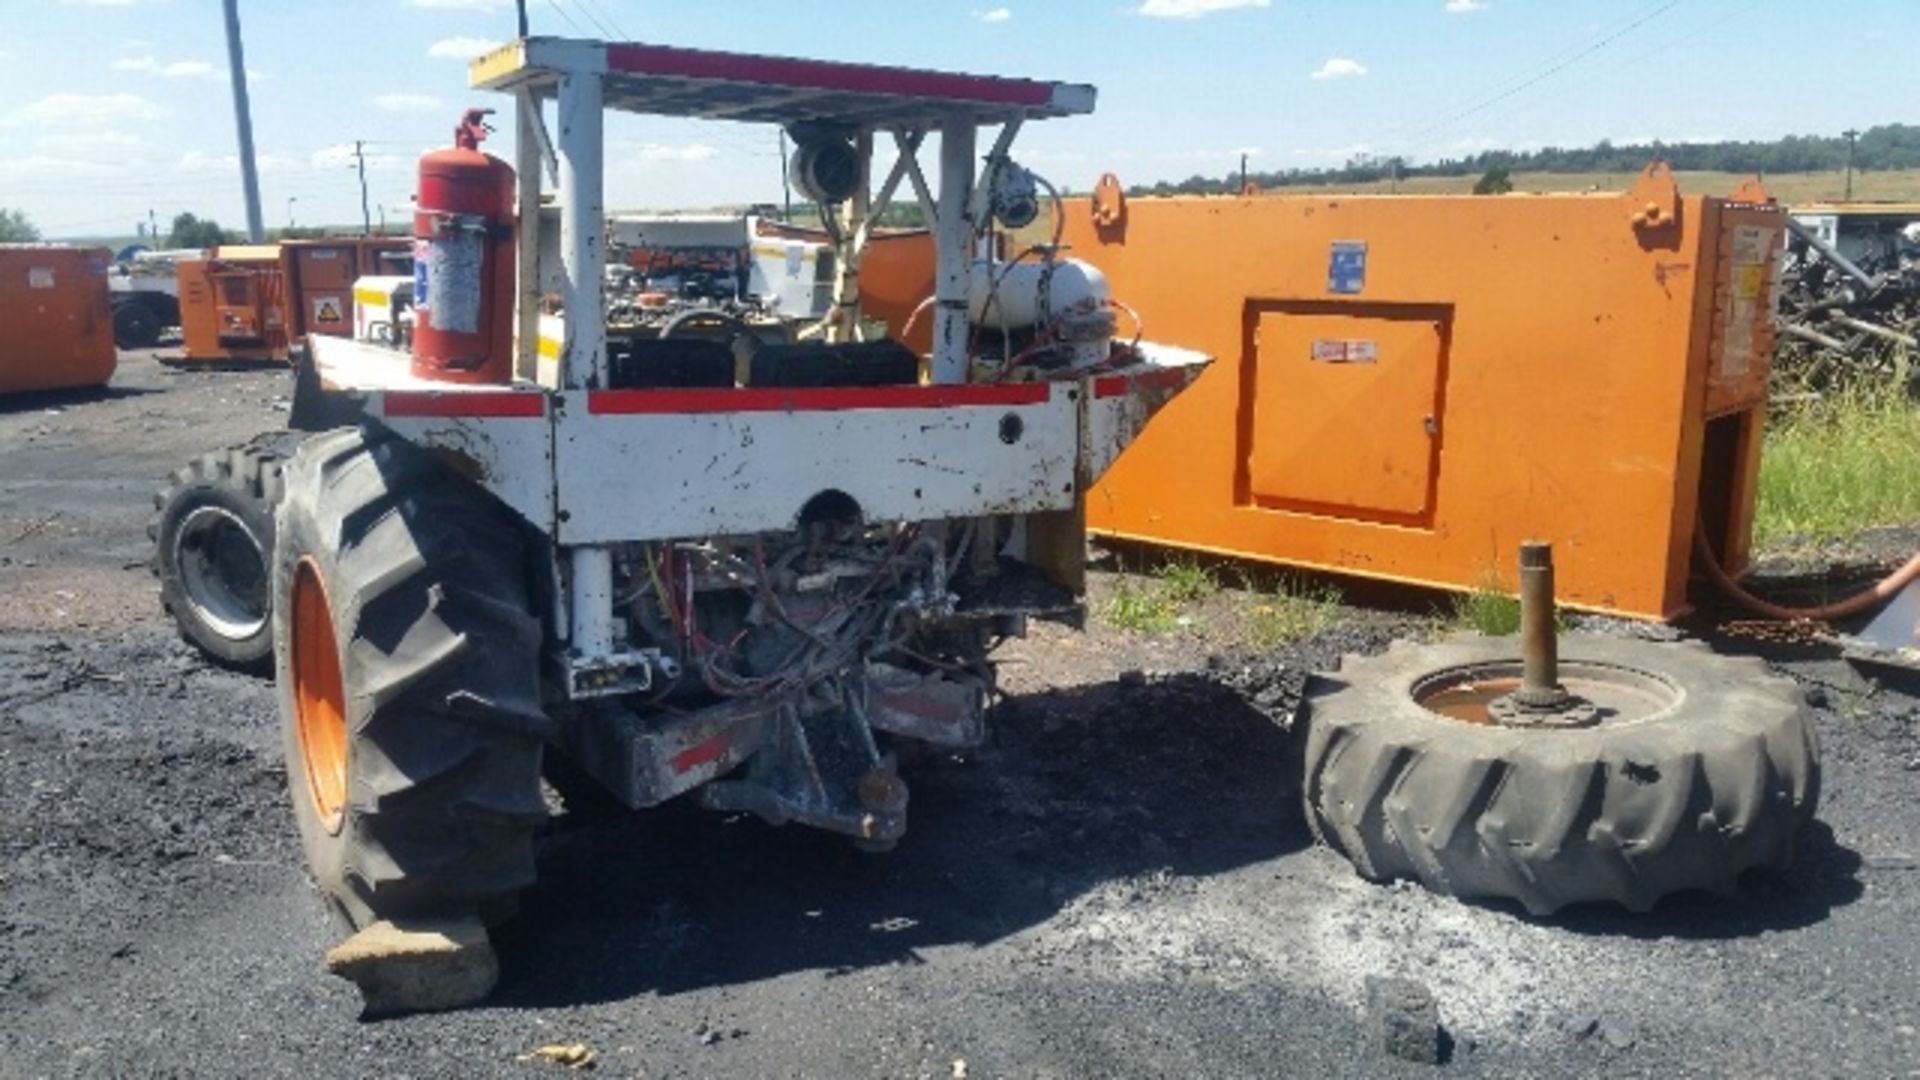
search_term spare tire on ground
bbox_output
[1302,634,1819,915]
[150,432,304,669]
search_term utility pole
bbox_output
[778,129,793,222]
[354,140,372,235]
[1842,128,1861,202]
[1239,151,1248,194]
[221,0,265,242]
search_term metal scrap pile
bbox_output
[1775,214,1920,391]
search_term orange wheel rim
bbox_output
[291,557,348,834]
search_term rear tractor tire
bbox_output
[151,433,303,669]
[274,428,551,928]
[1303,634,1819,915]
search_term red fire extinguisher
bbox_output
[412,108,515,383]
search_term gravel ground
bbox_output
[0,351,1916,1077]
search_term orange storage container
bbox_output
[0,245,117,395]
[175,247,288,363]
[1068,166,1783,620]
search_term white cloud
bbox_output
[114,55,221,80]
[1137,0,1269,18]
[162,60,217,79]
[1444,0,1487,11]
[1292,143,1372,161]
[372,92,446,113]
[311,144,408,173]
[975,7,1012,21]
[404,0,509,8]
[3,92,166,127]
[1021,148,1089,164]
[0,155,127,177]
[35,130,143,152]
[1310,57,1368,80]
[628,143,720,163]
[427,36,502,60]
[176,149,293,174]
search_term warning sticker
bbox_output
[1730,224,1773,265]
[1719,224,1778,378]
[27,267,54,289]
[1311,339,1379,364]
[313,297,344,325]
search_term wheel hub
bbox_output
[290,557,349,834]
[1414,660,1676,728]
[173,504,269,639]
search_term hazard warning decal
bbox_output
[312,297,344,326]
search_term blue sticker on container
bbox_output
[1328,241,1367,294]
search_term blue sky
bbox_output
[4,0,1916,238]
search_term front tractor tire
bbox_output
[274,428,551,929]
[151,434,303,669]
[1303,635,1819,915]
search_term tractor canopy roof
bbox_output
[468,37,1095,128]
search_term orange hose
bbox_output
[1693,519,1920,621]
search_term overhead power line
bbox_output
[543,0,590,36]
[1385,0,1687,152]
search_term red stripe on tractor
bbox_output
[671,734,731,775]
[588,383,1049,415]
[1093,367,1192,399]
[383,391,545,419]
[606,44,1056,107]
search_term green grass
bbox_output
[1102,578,1183,633]
[1756,383,1920,546]
[1200,169,1920,203]
[1100,559,1219,633]
[1442,576,1524,636]
[1242,577,1342,650]
[1153,560,1220,604]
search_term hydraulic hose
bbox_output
[1693,519,1920,622]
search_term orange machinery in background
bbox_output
[1068,165,1783,620]
[0,245,117,395]
[175,246,288,363]
[282,237,411,342]
[175,237,410,363]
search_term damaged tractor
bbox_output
[153,36,1205,1009]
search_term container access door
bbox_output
[1245,303,1447,521]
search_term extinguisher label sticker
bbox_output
[421,230,483,334]
[1328,241,1367,294]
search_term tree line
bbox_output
[1133,123,1920,197]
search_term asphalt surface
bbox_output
[1,351,1917,1078]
